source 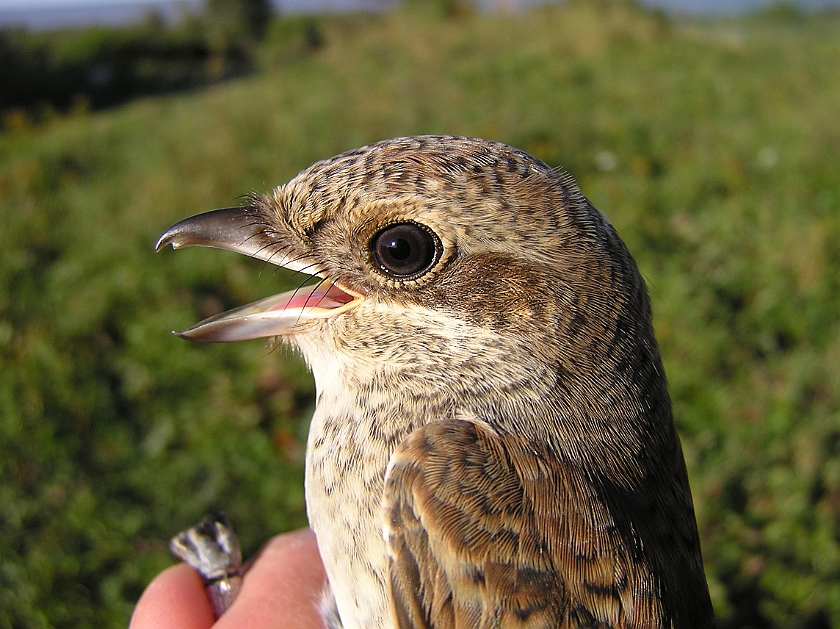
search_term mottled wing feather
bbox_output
[383,419,667,629]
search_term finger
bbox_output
[130,562,215,629]
[215,529,327,629]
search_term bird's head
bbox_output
[157,136,668,465]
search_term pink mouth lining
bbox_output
[269,283,356,311]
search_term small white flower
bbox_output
[596,151,618,172]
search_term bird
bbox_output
[156,135,715,629]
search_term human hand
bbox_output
[130,529,327,629]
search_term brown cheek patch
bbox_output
[417,254,561,332]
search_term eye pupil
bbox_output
[371,222,440,279]
[387,238,411,261]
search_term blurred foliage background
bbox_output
[0,0,276,114]
[1,0,839,627]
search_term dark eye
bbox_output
[371,222,440,279]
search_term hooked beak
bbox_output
[156,207,363,342]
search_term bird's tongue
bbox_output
[271,283,356,311]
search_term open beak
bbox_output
[155,207,362,342]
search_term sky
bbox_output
[0,0,132,7]
[0,0,190,8]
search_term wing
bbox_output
[383,419,712,629]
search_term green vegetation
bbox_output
[1,2,839,627]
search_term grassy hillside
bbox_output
[2,2,839,627]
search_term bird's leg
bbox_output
[169,512,243,618]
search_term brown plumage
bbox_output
[157,136,715,628]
